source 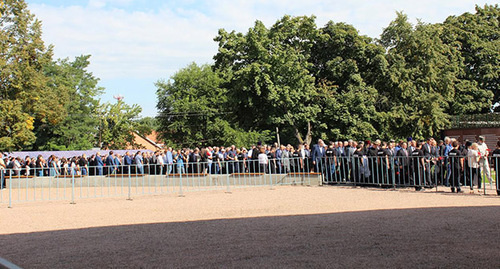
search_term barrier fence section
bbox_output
[0,156,498,207]
[0,159,322,207]
[318,155,500,194]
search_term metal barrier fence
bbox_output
[317,155,500,194]
[0,159,322,207]
[0,156,498,207]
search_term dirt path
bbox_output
[1,186,499,268]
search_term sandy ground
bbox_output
[0,186,499,268]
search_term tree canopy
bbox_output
[0,0,149,152]
[157,5,499,146]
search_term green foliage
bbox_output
[0,99,35,151]
[159,8,499,145]
[214,16,321,145]
[311,22,384,141]
[0,0,64,151]
[98,100,146,150]
[156,63,271,148]
[377,13,460,140]
[442,5,498,113]
[0,1,148,151]
[136,117,160,132]
[2,2,498,150]
[34,55,104,150]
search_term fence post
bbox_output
[8,172,12,208]
[127,165,133,201]
[178,169,185,197]
[269,161,274,190]
[225,162,231,194]
[70,173,76,204]
[391,157,396,190]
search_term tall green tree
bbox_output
[214,16,320,145]
[311,22,385,141]
[156,63,270,147]
[0,0,64,151]
[441,5,498,113]
[377,13,460,139]
[34,55,104,150]
[97,99,148,149]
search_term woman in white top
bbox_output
[258,147,268,174]
[467,143,481,191]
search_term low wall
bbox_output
[4,173,322,190]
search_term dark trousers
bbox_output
[450,168,461,190]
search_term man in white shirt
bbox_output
[477,136,493,186]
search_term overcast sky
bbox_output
[26,0,492,117]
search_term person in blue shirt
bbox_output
[105,151,116,175]
[95,152,104,176]
[166,147,173,175]
[123,151,132,174]
[134,151,143,174]
[443,137,453,187]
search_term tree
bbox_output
[34,55,104,150]
[0,0,65,151]
[377,13,460,140]
[214,16,321,145]
[311,22,385,141]
[441,5,497,113]
[97,99,146,149]
[156,63,270,147]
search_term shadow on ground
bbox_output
[1,206,499,268]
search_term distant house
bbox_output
[442,114,500,150]
[128,131,164,151]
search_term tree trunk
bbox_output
[294,121,313,146]
[294,127,304,145]
[304,121,312,146]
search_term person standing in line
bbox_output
[258,146,268,174]
[79,154,88,176]
[467,143,481,193]
[106,151,116,175]
[135,151,144,174]
[448,140,464,193]
[157,151,165,175]
[477,136,492,187]
[311,139,326,174]
[166,147,174,175]
[123,151,132,174]
[422,138,434,187]
[303,143,312,172]
[396,142,410,185]
[282,145,291,174]
[275,145,283,174]
[325,142,336,183]
[411,142,425,191]
[95,152,104,176]
[0,153,6,189]
[490,141,500,195]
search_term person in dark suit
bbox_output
[123,151,132,174]
[448,140,463,193]
[490,141,500,195]
[396,142,410,185]
[311,139,326,173]
[105,151,116,175]
[366,140,379,184]
[411,142,425,191]
[422,138,434,187]
[95,152,104,176]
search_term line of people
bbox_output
[0,137,498,195]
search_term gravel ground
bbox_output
[0,186,499,268]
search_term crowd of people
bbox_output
[0,136,499,194]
